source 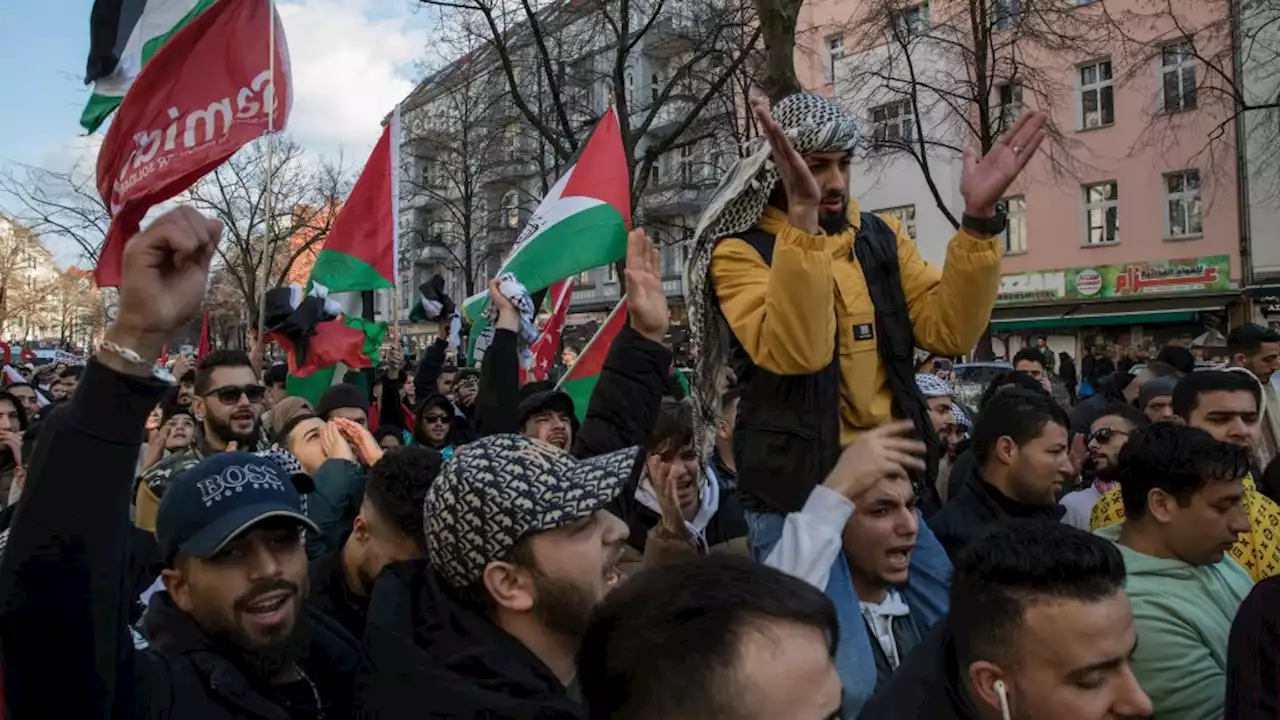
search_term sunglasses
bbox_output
[1089,427,1129,445]
[205,384,266,406]
[422,414,450,425]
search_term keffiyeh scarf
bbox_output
[685,93,860,450]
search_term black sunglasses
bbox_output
[205,384,266,406]
[1089,427,1129,445]
[422,414,450,425]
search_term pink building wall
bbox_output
[797,0,1242,282]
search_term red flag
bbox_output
[197,310,210,360]
[267,317,374,377]
[18,347,35,365]
[0,342,9,366]
[522,277,575,384]
[159,344,169,366]
[94,0,292,287]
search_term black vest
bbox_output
[726,213,941,515]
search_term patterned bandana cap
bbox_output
[952,403,972,432]
[684,93,861,451]
[915,373,953,399]
[424,434,638,588]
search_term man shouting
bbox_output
[687,93,1045,519]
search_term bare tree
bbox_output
[0,158,111,265]
[50,269,106,348]
[1097,0,1280,203]
[838,0,1102,229]
[182,136,349,332]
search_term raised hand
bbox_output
[823,421,928,502]
[142,425,171,470]
[385,330,405,379]
[752,96,820,233]
[960,110,1048,217]
[647,453,691,538]
[332,417,384,466]
[487,278,520,332]
[624,228,669,344]
[319,421,357,463]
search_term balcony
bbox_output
[644,13,698,57]
[645,95,694,137]
[640,179,716,217]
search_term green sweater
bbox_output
[1097,524,1253,720]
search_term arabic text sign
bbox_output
[997,255,1232,305]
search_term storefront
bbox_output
[1246,285,1280,332]
[989,255,1240,362]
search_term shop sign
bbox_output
[1258,296,1280,317]
[997,255,1232,305]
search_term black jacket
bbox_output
[1069,372,1127,436]
[142,592,362,719]
[0,360,361,718]
[928,462,1066,562]
[570,325,671,461]
[858,620,979,720]
[309,549,369,640]
[610,463,748,554]
[355,559,584,719]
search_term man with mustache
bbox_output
[687,93,1045,522]
[0,206,360,719]
[1059,404,1147,531]
[135,348,266,533]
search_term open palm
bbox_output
[624,228,669,344]
[960,111,1048,214]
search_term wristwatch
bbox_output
[961,208,1008,236]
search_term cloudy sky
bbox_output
[0,0,439,265]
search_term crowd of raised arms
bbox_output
[2,93,1280,720]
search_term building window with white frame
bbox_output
[1165,169,1202,238]
[891,2,930,36]
[679,143,695,184]
[870,100,914,148]
[605,262,618,284]
[996,82,1023,131]
[998,196,1027,253]
[502,190,520,230]
[1161,39,1197,113]
[826,34,844,83]
[1078,59,1114,129]
[650,72,660,103]
[1083,181,1119,245]
[874,205,917,238]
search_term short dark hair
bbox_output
[1012,347,1046,369]
[578,554,838,720]
[1092,403,1150,430]
[1228,323,1280,358]
[1140,360,1179,379]
[720,386,743,413]
[372,425,403,445]
[179,369,196,387]
[0,391,28,431]
[263,363,288,387]
[440,363,459,376]
[1156,345,1196,375]
[979,370,1046,410]
[194,350,253,395]
[363,445,443,548]
[1172,370,1261,420]
[58,366,83,381]
[1117,423,1251,521]
[647,397,694,456]
[951,520,1126,670]
[972,389,1069,465]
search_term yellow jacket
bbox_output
[1090,474,1280,581]
[710,202,1003,446]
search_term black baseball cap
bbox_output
[155,452,318,563]
[517,390,577,428]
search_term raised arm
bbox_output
[0,207,219,719]
[475,279,523,438]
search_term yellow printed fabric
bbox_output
[710,200,1002,447]
[1090,474,1280,581]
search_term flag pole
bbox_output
[255,0,277,349]
[389,103,403,350]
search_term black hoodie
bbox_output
[355,559,584,719]
[413,393,475,450]
[858,620,979,720]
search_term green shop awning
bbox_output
[991,309,1206,332]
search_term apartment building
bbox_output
[802,0,1249,360]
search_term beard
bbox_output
[207,412,260,448]
[531,569,597,641]
[196,580,310,682]
[818,196,849,235]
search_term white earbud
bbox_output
[994,679,1011,720]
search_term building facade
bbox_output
[801,0,1249,363]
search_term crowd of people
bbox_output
[0,92,1278,720]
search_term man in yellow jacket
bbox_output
[1092,369,1280,581]
[686,93,1046,515]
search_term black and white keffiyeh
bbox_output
[684,93,860,450]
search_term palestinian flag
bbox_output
[309,105,400,294]
[556,297,627,422]
[83,0,217,132]
[461,107,630,325]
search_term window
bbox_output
[502,190,520,229]
[1165,169,1202,237]
[625,71,634,104]
[996,82,1023,131]
[992,0,1019,30]
[578,269,594,286]
[826,35,844,83]
[1161,39,1197,112]
[679,143,695,184]
[605,262,618,284]
[505,125,521,159]
[891,2,930,36]
[998,196,1027,253]
[1078,59,1115,129]
[649,162,661,187]
[870,100,914,147]
[1083,181,1119,245]
[875,205,917,238]
[651,72,660,103]
[475,199,489,229]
